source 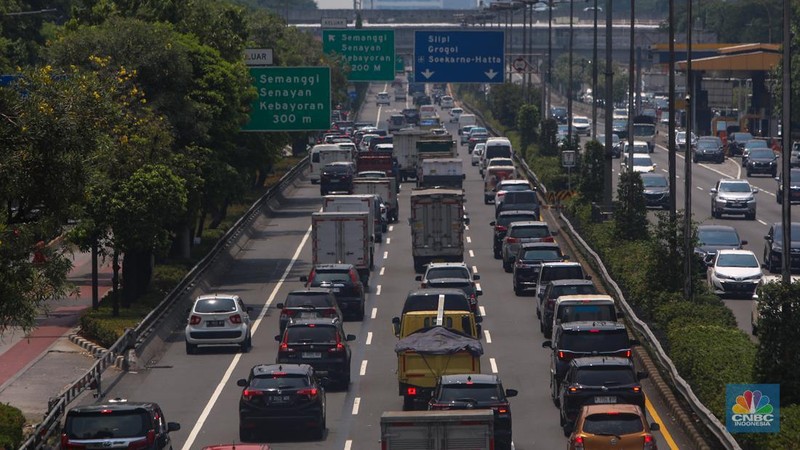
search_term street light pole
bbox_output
[567,0,574,145]
[603,0,613,207]
[683,0,694,300]
[591,0,598,140]
[781,0,792,283]
[668,0,677,220]
[626,0,635,171]
[547,0,553,114]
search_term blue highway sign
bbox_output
[414,31,504,84]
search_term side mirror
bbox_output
[551,230,559,236]
[415,275,423,281]
[276,303,284,309]
[585,275,592,280]
[542,340,552,348]
[775,177,781,181]
[752,188,759,194]
[392,316,400,325]
[505,389,519,398]
[617,311,625,319]
[637,371,649,380]
[274,335,281,342]
[473,274,480,280]
[490,221,496,227]
[300,276,309,282]
[237,379,248,387]
[630,339,641,346]
[167,422,181,432]
[463,174,466,180]
[741,240,748,246]
[710,188,718,194]
[346,334,356,341]
[393,321,401,337]
[764,234,771,241]
[650,423,661,431]
[563,255,570,260]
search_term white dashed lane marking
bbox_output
[697,186,703,191]
[352,397,361,415]
[386,238,391,244]
[469,250,475,258]
[472,265,479,274]
[380,267,385,276]
[371,308,378,319]
[758,219,768,225]
[484,330,492,343]
[366,331,373,345]
[389,225,394,232]
[466,236,472,244]
[360,360,368,376]
[376,285,382,295]
[490,358,498,373]
[383,251,388,259]
[344,440,352,450]
[479,305,486,317]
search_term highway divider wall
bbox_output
[464,104,741,450]
[19,157,309,450]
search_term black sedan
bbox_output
[746,148,779,177]
[641,173,670,209]
[512,242,565,296]
[776,168,800,204]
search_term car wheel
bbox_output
[746,169,752,177]
[778,193,783,204]
[312,415,325,440]
[493,249,501,259]
[563,423,573,437]
[240,333,252,353]
[357,303,365,321]
[239,426,253,442]
[711,206,718,219]
[747,212,756,220]
[185,341,197,355]
[513,282,521,297]
[772,170,778,178]
[502,260,512,273]
[544,326,552,339]
[767,255,779,274]
[551,379,560,407]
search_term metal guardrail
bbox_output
[465,103,740,449]
[18,156,309,450]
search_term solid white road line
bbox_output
[366,331,373,345]
[484,330,492,343]
[479,305,486,317]
[697,186,704,191]
[758,219,768,226]
[380,267,385,276]
[180,225,313,450]
[383,251,388,259]
[371,308,378,319]
[469,250,475,258]
[490,358,498,373]
[352,397,361,415]
[360,360,368,376]
[344,440,352,450]
[376,285,382,295]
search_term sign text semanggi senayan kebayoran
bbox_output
[242,67,331,132]
[323,30,395,81]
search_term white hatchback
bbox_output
[707,249,763,298]
[185,294,252,354]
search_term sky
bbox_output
[317,0,354,8]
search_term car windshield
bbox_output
[558,304,616,323]
[773,224,800,240]
[250,374,309,389]
[426,267,470,280]
[717,253,759,268]
[285,293,331,308]
[286,326,337,343]
[583,413,644,435]
[642,176,668,188]
[195,298,236,313]
[521,249,562,261]
[324,165,350,174]
[719,182,751,193]
[749,149,775,159]
[66,411,148,439]
[791,171,800,182]
[511,226,549,238]
[498,214,538,227]
[425,280,473,294]
[677,131,686,140]
[311,270,350,283]
[470,127,487,135]
[575,367,636,386]
[503,191,538,204]
[698,229,740,246]
[560,330,629,352]
[439,383,504,402]
[633,124,654,136]
[574,118,589,125]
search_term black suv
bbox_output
[763,222,800,273]
[428,374,518,450]
[692,137,724,163]
[495,190,540,220]
[491,210,540,259]
[641,172,670,210]
[777,168,800,204]
[746,148,779,177]
[61,399,180,449]
[695,225,747,268]
[558,357,647,436]
[542,321,637,406]
[512,242,565,296]
[275,318,355,389]
[320,162,354,196]
[301,264,365,320]
[276,288,342,333]
[237,363,326,441]
[538,279,597,338]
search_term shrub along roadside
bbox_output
[0,403,25,450]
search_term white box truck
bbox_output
[393,129,455,182]
[380,410,495,450]
[311,212,373,285]
[409,188,467,273]
[309,144,353,184]
[323,194,381,243]
[352,178,398,223]
[418,158,465,189]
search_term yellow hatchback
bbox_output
[568,404,659,450]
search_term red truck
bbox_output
[356,153,393,177]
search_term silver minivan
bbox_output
[551,294,620,335]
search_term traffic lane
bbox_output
[89,181,368,449]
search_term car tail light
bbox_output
[324,308,338,317]
[407,387,417,396]
[329,342,345,353]
[572,436,584,449]
[127,430,155,450]
[493,403,509,415]
[189,315,201,325]
[297,388,319,398]
[633,386,641,393]
[505,237,518,244]
[569,386,580,393]
[349,270,359,284]
[542,235,555,242]
[558,351,575,362]
[229,314,242,324]
[242,388,264,400]
[496,226,507,232]
[61,435,85,450]
[279,342,295,353]
[620,350,632,359]
[643,434,656,450]
[281,309,295,317]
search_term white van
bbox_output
[310,144,353,184]
[480,137,513,171]
[458,113,477,129]
[551,294,619,332]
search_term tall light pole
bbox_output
[626,0,635,170]
[781,0,792,283]
[603,0,613,207]
[683,0,694,300]
[591,0,598,140]
[567,0,575,144]
[547,0,553,114]
[668,0,677,221]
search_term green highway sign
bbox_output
[242,67,331,132]
[395,55,405,73]
[323,30,395,81]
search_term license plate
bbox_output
[594,396,617,404]
[302,352,322,359]
[206,320,224,327]
[268,395,291,404]
[299,312,320,319]
[332,288,341,293]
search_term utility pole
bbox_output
[603,0,613,207]
[683,0,694,300]
[781,0,792,283]
[627,0,635,171]
[547,1,553,114]
[668,0,677,220]
[567,0,575,145]
[591,0,598,140]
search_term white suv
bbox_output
[185,294,252,354]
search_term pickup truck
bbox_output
[380,410,495,450]
[395,326,483,410]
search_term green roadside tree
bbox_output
[614,171,647,241]
[578,140,605,204]
[539,118,559,157]
[516,104,539,158]
[487,83,524,128]
[755,280,800,405]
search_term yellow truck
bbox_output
[394,326,483,410]
[392,289,482,339]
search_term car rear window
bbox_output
[576,367,636,386]
[560,329,630,353]
[285,293,332,308]
[498,214,538,227]
[312,270,350,283]
[504,191,538,204]
[250,374,309,389]
[403,294,470,313]
[583,412,644,435]
[440,384,503,402]
[65,410,149,439]
[426,267,470,280]
[286,326,337,343]
[521,249,562,261]
[557,304,616,323]
[551,284,597,298]
[195,298,237,313]
[510,225,549,238]
[324,165,350,174]
[540,266,584,283]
